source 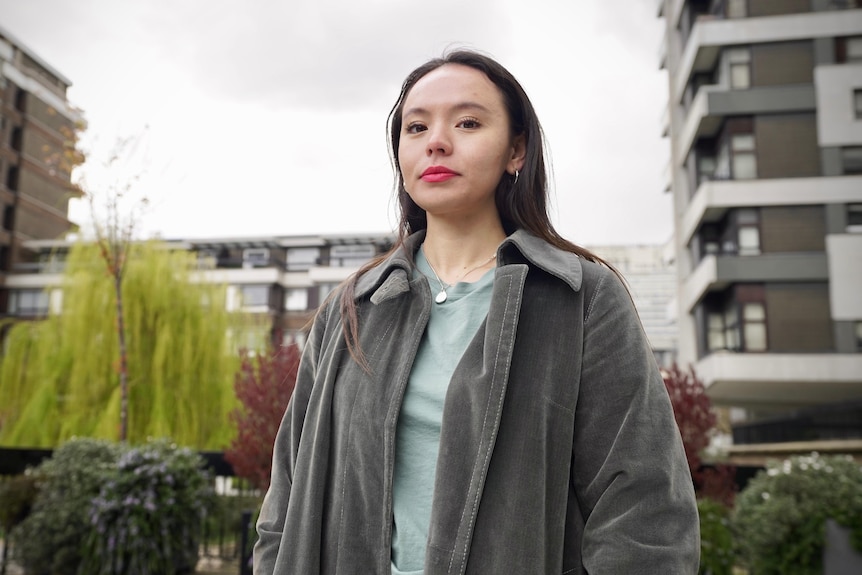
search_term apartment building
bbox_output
[0,25,83,323]
[657,0,862,458]
[4,234,394,350]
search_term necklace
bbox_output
[423,249,496,304]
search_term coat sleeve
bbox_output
[573,265,700,574]
[253,303,330,575]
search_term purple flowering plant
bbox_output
[80,438,214,575]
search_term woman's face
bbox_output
[398,64,524,223]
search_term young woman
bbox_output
[255,50,700,574]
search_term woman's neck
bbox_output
[421,214,507,283]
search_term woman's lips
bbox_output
[421,166,458,183]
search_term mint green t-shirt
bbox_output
[391,249,495,575]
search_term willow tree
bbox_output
[0,241,240,449]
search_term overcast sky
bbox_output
[1,0,672,246]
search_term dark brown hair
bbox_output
[338,49,613,368]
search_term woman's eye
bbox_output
[405,123,426,134]
[458,118,480,129]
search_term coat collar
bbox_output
[355,229,584,302]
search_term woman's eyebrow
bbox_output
[403,101,493,117]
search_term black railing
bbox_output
[733,400,862,445]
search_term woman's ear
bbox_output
[508,134,526,175]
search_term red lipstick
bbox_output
[421,166,458,183]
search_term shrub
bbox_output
[0,473,40,533]
[732,452,862,574]
[11,438,121,575]
[80,439,214,574]
[697,498,734,575]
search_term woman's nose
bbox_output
[426,126,451,155]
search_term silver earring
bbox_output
[513,169,520,185]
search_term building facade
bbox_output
[3,234,394,351]
[657,0,862,457]
[0,25,83,322]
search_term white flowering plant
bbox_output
[732,452,862,575]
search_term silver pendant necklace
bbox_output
[424,249,496,304]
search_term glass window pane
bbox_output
[843,148,862,175]
[732,134,755,152]
[743,303,765,321]
[855,90,862,118]
[727,48,750,63]
[708,313,724,330]
[744,323,767,351]
[848,38,862,62]
[286,248,320,270]
[733,153,757,179]
[724,307,737,327]
[730,64,750,89]
[240,285,269,307]
[725,327,739,350]
[285,288,308,311]
[739,227,760,255]
[709,331,726,351]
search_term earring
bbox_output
[513,169,520,185]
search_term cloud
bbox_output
[134,0,515,110]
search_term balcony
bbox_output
[696,351,862,408]
[675,10,862,104]
[682,252,828,312]
[680,175,862,246]
[676,84,816,163]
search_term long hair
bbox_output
[338,49,613,368]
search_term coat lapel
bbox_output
[425,263,529,575]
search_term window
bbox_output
[242,248,270,269]
[855,89,862,120]
[284,288,308,311]
[6,166,19,191]
[843,147,862,175]
[3,205,13,230]
[727,48,751,90]
[846,37,862,63]
[856,322,862,352]
[707,313,726,351]
[9,289,49,316]
[239,285,269,308]
[286,247,320,271]
[10,127,22,152]
[848,204,862,232]
[731,134,757,179]
[703,285,767,354]
[737,208,761,256]
[742,303,767,351]
[14,89,26,113]
[726,0,747,18]
[697,155,716,185]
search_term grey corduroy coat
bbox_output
[255,230,700,574]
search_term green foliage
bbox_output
[10,438,213,575]
[732,452,862,575]
[0,472,40,532]
[11,438,121,575]
[80,439,213,575]
[0,240,241,449]
[697,498,734,575]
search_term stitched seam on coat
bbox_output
[561,568,577,574]
[583,269,608,325]
[453,274,521,574]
